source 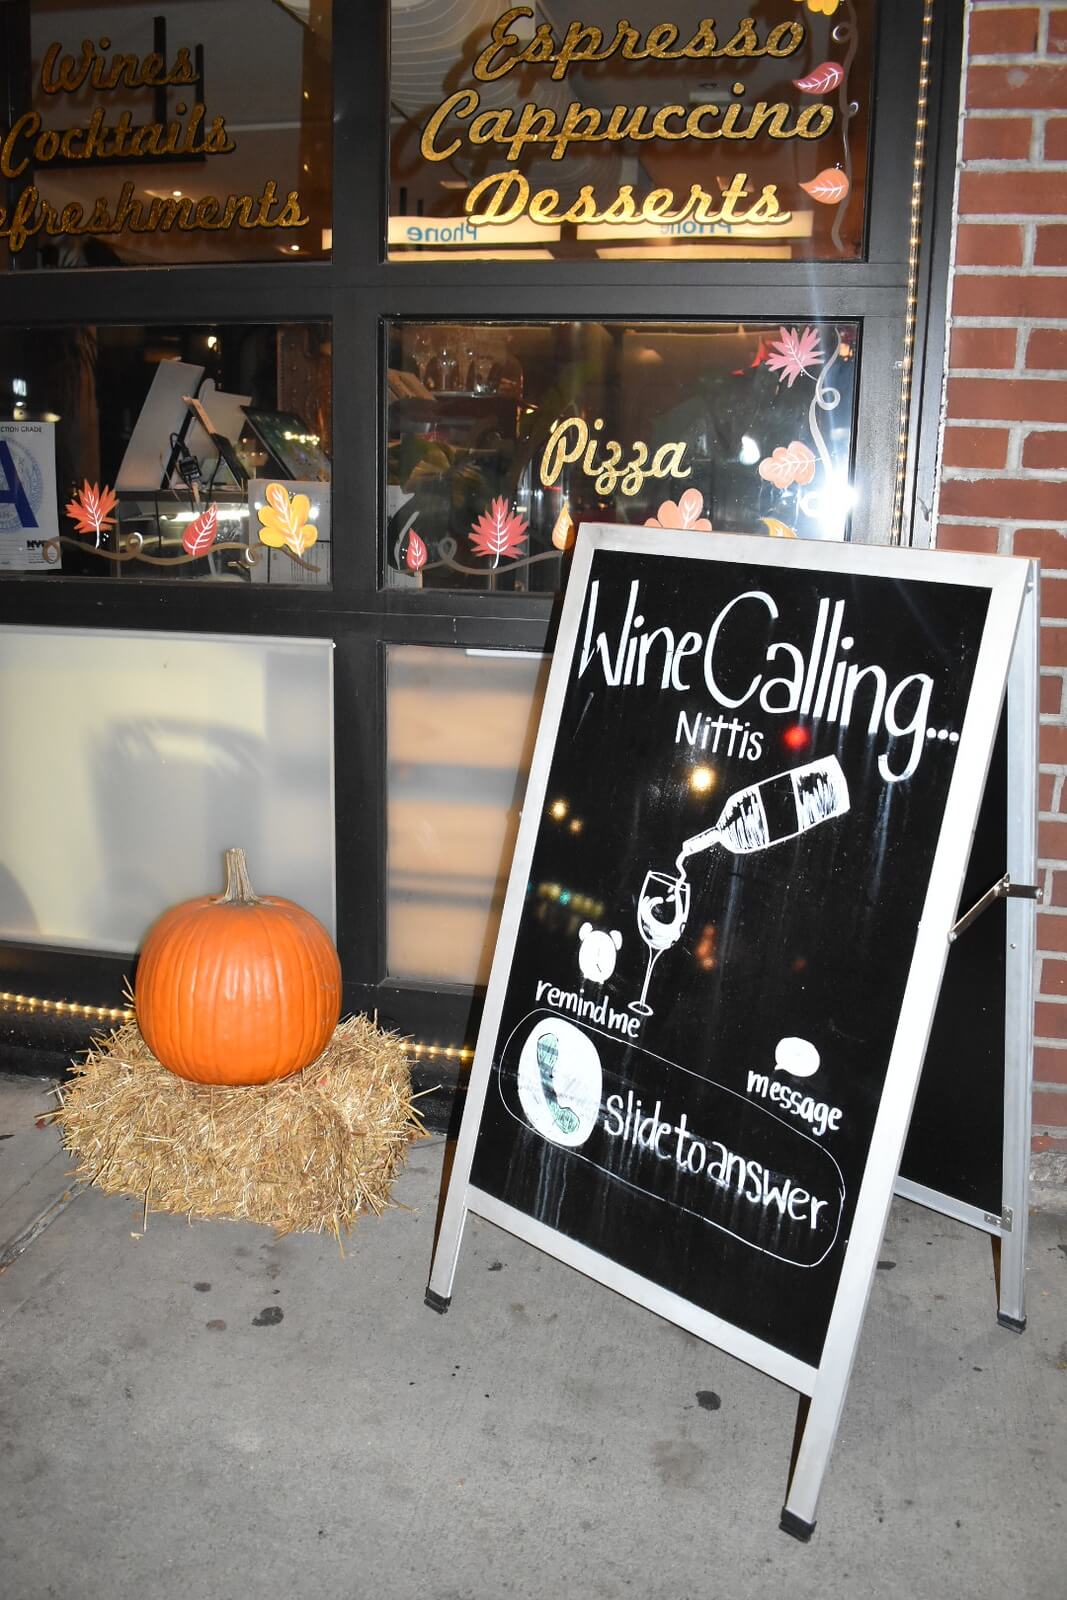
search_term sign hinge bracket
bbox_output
[949,875,1042,943]
[984,1206,1014,1233]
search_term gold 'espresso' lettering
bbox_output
[472,7,805,80]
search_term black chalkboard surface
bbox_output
[467,547,992,1368]
[429,527,1031,1532]
[903,711,1008,1215]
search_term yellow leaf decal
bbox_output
[256,481,318,556]
[761,517,798,539]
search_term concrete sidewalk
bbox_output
[1,1071,1064,1600]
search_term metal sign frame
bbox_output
[426,526,1032,1536]
[894,571,1039,1332]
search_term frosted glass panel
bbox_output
[0,627,334,952]
[387,646,548,985]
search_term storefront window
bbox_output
[389,0,872,263]
[0,626,335,951]
[387,646,549,985]
[0,320,331,582]
[0,1,331,268]
[386,319,858,591]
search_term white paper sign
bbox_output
[0,420,60,570]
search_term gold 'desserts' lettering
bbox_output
[467,169,790,230]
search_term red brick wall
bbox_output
[936,2,1067,1153]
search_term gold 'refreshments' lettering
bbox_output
[540,417,692,498]
[473,8,804,81]
[466,169,791,230]
[0,180,307,256]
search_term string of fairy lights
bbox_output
[891,0,936,540]
[0,991,475,1063]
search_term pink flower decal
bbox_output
[758,441,817,489]
[766,327,824,388]
[405,527,427,573]
[644,487,712,531]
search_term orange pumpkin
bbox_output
[135,848,342,1085]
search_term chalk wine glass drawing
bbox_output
[628,756,851,1018]
[630,871,692,1018]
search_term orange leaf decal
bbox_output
[65,480,118,547]
[793,62,844,94]
[758,441,817,489]
[256,481,318,557]
[760,517,799,539]
[551,497,576,551]
[405,528,427,573]
[800,168,850,205]
[469,497,529,567]
[182,502,218,556]
[644,486,713,531]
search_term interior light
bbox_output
[690,765,716,794]
[739,435,760,464]
[171,189,182,198]
[549,799,568,821]
[206,334,218,350]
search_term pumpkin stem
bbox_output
[220,847,263,906]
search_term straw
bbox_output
[51,1015,425,1238]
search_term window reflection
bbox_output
[387,646,549,986]
[386,319,859,593]
[389,0,873,263]
[0,1,331,269]
[0,321,331,583]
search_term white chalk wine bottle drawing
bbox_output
[628,756,850,1018]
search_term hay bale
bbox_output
[52,1015,425,1238]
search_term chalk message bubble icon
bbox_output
[515,1016,603,1147]
[775,1037,821,1079]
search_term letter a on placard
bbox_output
[0,440,37,527]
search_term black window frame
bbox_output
[0,0,964,1056]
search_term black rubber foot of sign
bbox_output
[424,1288,451,1315]
[997,1310,1027,1333]
[779,1509,816,1543]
